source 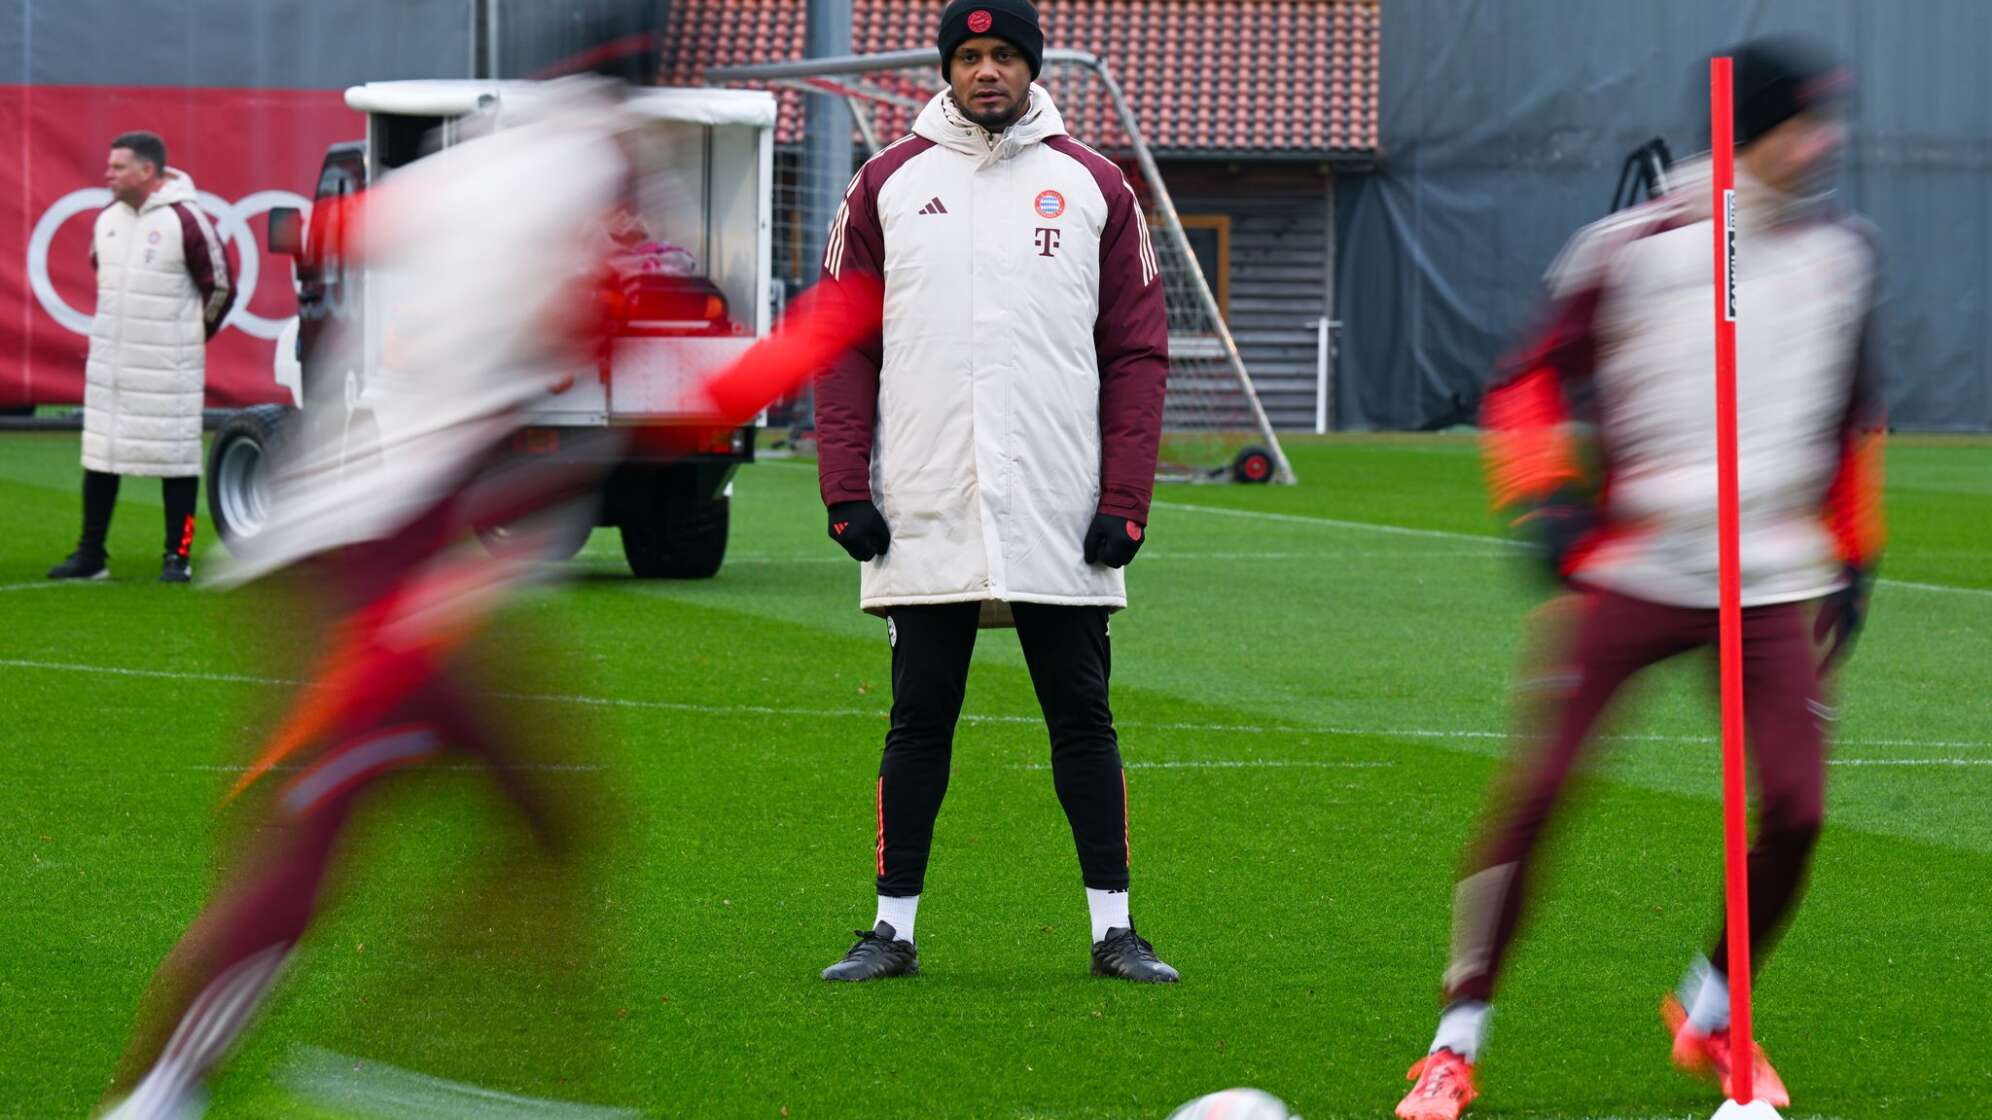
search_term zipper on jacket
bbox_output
[107,203,140,475]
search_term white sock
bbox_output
[1685,955,1731,1032]
[1430,1000,1490,1062]
[1086,888,1130,943]
[874,894,918,943]
[109,943,288,1119]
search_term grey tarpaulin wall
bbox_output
[0,1,474,86]
[1335,0,1992,431]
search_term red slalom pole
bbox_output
[1709,56,1755,1107]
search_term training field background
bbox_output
[2,432,1987,1119]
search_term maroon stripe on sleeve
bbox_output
[173,201,235,340]
[815,135,934,508]
[1046,137,1168,522]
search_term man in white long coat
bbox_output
[49,131,233,584]
[815,0,1175,984]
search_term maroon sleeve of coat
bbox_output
[1048,138,1168,522]
[814,137,932,508]
[172,201,235,341]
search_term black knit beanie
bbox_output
[937,0,1043,81]
[1729,36,1850,147]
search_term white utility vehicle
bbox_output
[208,80,776,578]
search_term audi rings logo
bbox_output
[28,187,311,341]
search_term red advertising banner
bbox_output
[0,85,361,408]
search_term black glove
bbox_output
[1084,513,1144,568]
[827,500,890,561]
[1514,488,1599,586]
[1814,563,1873,674]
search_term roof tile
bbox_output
[662,0,1378,154]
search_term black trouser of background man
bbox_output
[874,601,1129,896]
[77,469,200,561]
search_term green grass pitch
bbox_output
[2,432,1987,1118]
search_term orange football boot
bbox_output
[1661,993,1791,1108]
[1396,1048,1479,1120]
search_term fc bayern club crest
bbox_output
[967,9,993,32]
[1033,189,1065,219]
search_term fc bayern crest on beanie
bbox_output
[937,0,1044,80]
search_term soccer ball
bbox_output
[1166,1087,1296,1120]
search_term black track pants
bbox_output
[873,601,1130,897]
[78,470,199,559]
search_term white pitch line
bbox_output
[0,657,307,687]
[1149,498,1515,547]
[186,763,609,774]
[1876,576,1992,596]
[1207,1107,1855,1120]
[500,687,1298,736]
[1150,499,1992,597]
[712,550,1510,564]
[278,1044,641,1119]
[758,455,1991,595]
[4,657,1990,756]
[0,580,99,593]
[1828,758,1992,767]
[1017,759,1396,772]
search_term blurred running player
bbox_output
[1395,37,1884,1120]
[93,27,879,1117]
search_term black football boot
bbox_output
[820,922,920,982]
[1091,925,1179,983]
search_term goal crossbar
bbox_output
[706,47,1298,485]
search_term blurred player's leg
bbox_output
[822,602,979,981]
[103,513,577,1115]
[1717,602,1826,978]
[1663,602,1820,1106]
[1401,591,1700,1119]
[1011,603,1176,983]
[1444,592,1700,1009]
[103,789,362,1119]
[100,646,567,1120]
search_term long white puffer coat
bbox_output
[816,88,1170,616]
[83,169,232,477]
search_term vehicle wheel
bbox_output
[207,404,296,552]
[1232,445,1276,484]
[620,496,729,579]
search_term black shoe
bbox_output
[47,551,109,580]
[821,921,919,981]
[1091,925,1179,983]
[159,554,192,584]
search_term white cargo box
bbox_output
[344,80,776,426]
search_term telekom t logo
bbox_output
[1034,227,1061,257]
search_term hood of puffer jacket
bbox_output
[1662,154,1836,232]
[913,84,1066,167]
[139,168,198,214]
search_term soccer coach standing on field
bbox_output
[47,131,233,584]
[814,0,1175,984]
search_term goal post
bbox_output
[704,46,1297,485]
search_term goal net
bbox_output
[704,47,1295,484]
